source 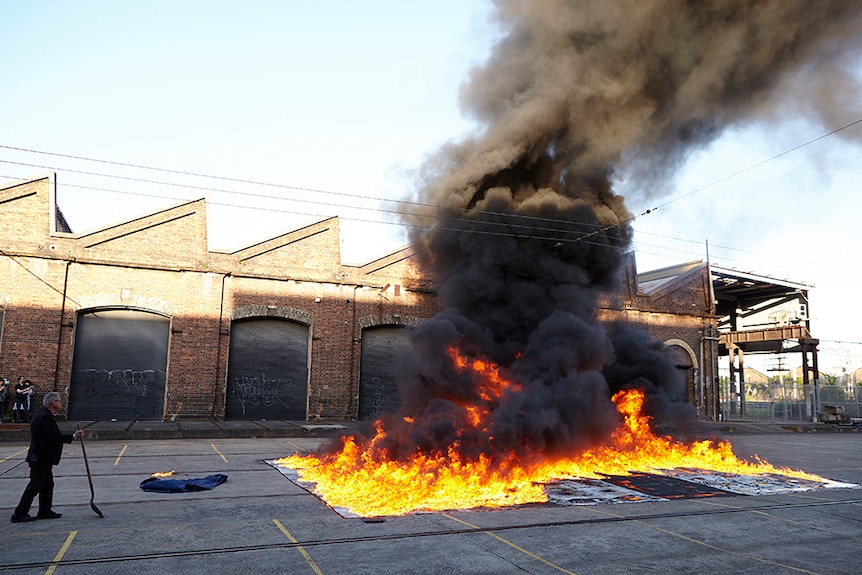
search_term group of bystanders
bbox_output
[0,375,35,423]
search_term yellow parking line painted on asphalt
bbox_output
[0,447,28,463]
[44,530,77,575]
[273,519,325,575]
[211,443,228,463]
[700,499,852,539]
[586,507,823,575]
[114,444,128,466]
[286,440,307,453]
[442,513,579,575]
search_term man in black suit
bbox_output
[11,391,85,523]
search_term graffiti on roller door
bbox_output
[230,374,302,414]
[75,368,164,397]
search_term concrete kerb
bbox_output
[714,421,862,435]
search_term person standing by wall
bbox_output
[25,380,34,418]
[0,378,8,422]
[12,376,31,423]
[11,392,84,523]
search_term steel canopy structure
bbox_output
[710,264,820,421]
[638,261,821,422]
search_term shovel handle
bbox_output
[77,424,104,517]
[77,425,95,491]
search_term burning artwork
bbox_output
[276,0,862,517]
[274,385,853,517]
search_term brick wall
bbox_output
[0,175,716,421]
[0,176,444,420]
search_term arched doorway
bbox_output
[664,339,698,404]
[68,308,170,420]
[225,318,309,420]
[358,326,410,420]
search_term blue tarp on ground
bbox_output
[140,474,228,493]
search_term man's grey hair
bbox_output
[42,391,61,407]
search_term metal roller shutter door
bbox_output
[358,326,410,420]
[225,318,309,420]
[68,309,170,421]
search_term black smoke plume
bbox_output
[349,0,862,466]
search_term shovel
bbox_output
[77,425,104,518]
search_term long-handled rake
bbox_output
[77,425,104,518]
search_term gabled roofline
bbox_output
[636,260,703,283]
[354,245,415,273]
[224,216,339,256]
[0,172,53,192]
[73,197,206,240]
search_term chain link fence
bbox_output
[719,378,862,423]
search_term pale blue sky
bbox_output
[1,0,494,254]
[2,1,861,369]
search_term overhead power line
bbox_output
[1,113,860,257]
[642,116,862,213]
[0,151,609,235]
[0,172,622,250]
[0,158,615,241]
[635,229,862,275]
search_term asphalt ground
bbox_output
[1,427,862,574]
[0,419,362,442]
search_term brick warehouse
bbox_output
[0,173,720,422]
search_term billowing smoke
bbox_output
[357,1,862,466]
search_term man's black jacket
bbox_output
[26,407,74,465]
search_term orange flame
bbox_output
[151,470,175,477]
[446,346,521,434]
[277,350,824,517]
